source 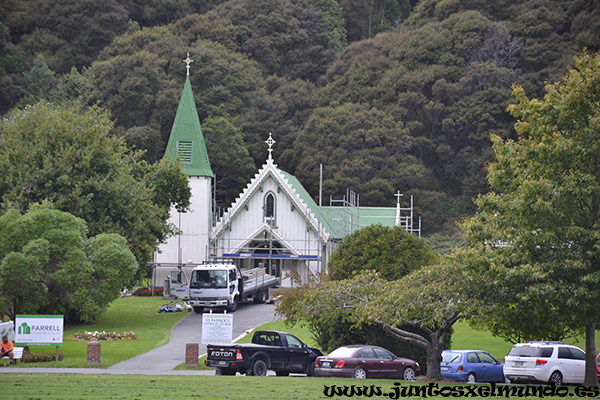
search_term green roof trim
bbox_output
[279,169,398,236]
[279,170,331,232]
[164,76,214,177]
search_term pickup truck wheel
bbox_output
[252,359,268,377]
[192,306,204,313]
[305,361,316,376]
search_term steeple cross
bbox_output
[394,190,403,206]
[265,133,276,162]
[183,53,193,76]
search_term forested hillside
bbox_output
[1,0,598,233]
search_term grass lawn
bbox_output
[2,374,593,400]
[3,296,600,400]
[0,296,188,368]
[3,296,599,370]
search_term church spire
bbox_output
[163,54,213,178]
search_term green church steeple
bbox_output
[164,54,213,178]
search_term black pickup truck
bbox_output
[205,330,323,376]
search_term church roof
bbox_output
[278,170,331,231]
[164,75,214,178]
[212,160,330,242]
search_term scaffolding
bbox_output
[326,189,421,239]
[328,189,360,240]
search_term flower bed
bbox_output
[67,331,140,341]
[133,287,164,296]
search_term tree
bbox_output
[0,208,137,322]
[4,0,129,73]
[280,265,466,379]
[23,55,55,100]
[462,51,600,386]
[338,0,412,41]
[278,226,443,372]
[215,0,336,82]
[294,102,437,207]
[0,102,190,268]
[202,116,256,210]
[328,224,438,281]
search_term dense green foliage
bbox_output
[279,227,445,375]
[0,208,137,323]
[0,102,190,268]
[328,224,438,280]
[1,0,599,232]
[278,266,466,379]
[461,52,600,386]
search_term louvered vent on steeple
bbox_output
[177,140,193,164]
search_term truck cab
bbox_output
[169,264,241,313]
[188,264,241,312]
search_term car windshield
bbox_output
[328,347,358,358]
[442,352,463,363]
[190,270,228,289]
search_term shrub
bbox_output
[23,352,63,363]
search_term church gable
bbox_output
[212,163,328,243]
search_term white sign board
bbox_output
[0,322,14,341]
[15,315,64,346]
[202,313,233,345]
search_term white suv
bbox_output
[503,342,585,385]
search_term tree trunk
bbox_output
[426,338,444,380]
[374,314,459,380]
[584,320,598,387]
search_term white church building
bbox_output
[152,55,420,288]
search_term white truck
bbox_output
[166,263,278,313]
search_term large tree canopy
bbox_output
[278,226,442,373]
[2,0,600,234]
[0,208,137,323]
[0,102,190,267]
[328,224,438,281]
[462,51,600,386]
[279,265,467,380]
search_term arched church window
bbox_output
[265,193,275,219]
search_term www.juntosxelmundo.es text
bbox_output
[323,382,600,399]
